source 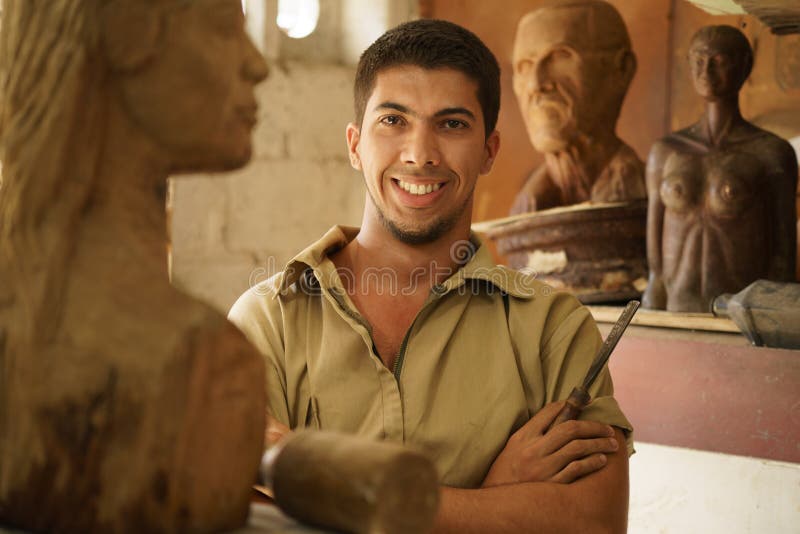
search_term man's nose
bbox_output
[242,36,269,83]
[401,126,440,167]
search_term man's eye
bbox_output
[443,119,467,129]
[380,115,404,126]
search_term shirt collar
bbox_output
[277,225,537,299]
[437,234,538,299]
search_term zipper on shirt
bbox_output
[392,323,414,380]
[392,284,448,380]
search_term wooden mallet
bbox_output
[258,430,440,534]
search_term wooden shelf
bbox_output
[589,305,740,333]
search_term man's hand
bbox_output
[482,401,619,487]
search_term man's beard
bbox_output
[367,186,472,246]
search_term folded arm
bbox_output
[434,401,629,534]
[435,426,628,534]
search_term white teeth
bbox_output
[396,179,442,196]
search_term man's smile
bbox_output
[393,178,443,195]
[390,177,448,207]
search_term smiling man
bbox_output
[230,19,632,532]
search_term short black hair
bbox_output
[354,19,500,138]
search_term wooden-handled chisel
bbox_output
[547,300,640,430]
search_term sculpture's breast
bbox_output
[661,153,702,213]
[704,151,762,219]
[661,150,763,219]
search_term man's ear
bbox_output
[101,0,161,72]
[480,130,501,175]
[615,49,637,89]
[346,122,362,171]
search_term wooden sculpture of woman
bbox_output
[642,25,798,312]
[0,0,268,531]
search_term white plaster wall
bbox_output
[629,442,800,533]
[170,60,365,312]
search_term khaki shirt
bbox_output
[229,226,633,488]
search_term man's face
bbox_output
[118,0,268,172]
[512,9,618,152]
[688,42,741,101]
[346,66,499,245]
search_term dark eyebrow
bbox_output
[372,102,476,121]
[433,107,476,121]
[374,102,413,115]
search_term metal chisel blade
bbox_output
[581,300,640,390]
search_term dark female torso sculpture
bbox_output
[643,25,798,312]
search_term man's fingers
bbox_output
[541,419,615,455]
[520,401,568,437]
[516,436,618,483]
[506,436,617,484]
[549,453,609,484]
[557,436,618,464]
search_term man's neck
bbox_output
[335,207,472,292]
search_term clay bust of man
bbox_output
[510,0,646,214]
[642,25,797,312]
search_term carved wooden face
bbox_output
[115,0,268,173]
[512,6,632,153]
[686,26,753,102]
[688,43,743,100]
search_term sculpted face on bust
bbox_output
[107,0,269,173]
[512,2,635,153]
[688,27,752,102]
